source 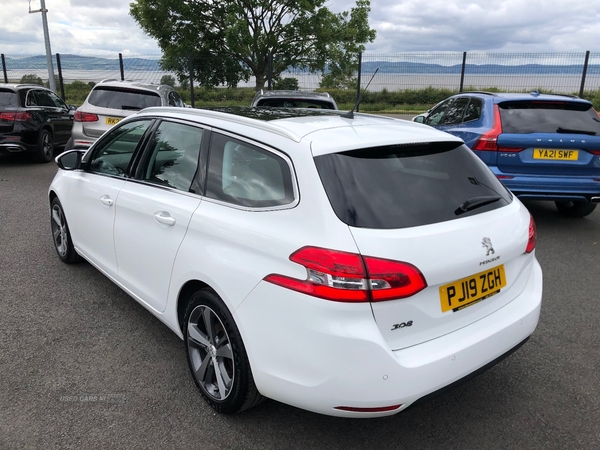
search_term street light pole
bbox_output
[29,0,56,92]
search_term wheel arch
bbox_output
[176,279,213,334]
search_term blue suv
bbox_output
[414,92,600,217]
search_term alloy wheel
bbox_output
[51,204,68,257]
[187,305,234,401]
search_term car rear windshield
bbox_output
[0,90,19,108]
[87,87,161,110]
[499,101,600,134]
[314,142,512,229]
[256,99,336,109]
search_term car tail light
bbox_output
[0,111,31,121]
[472,105,502,151]
[74,111,99,122]
[264,246,427,302]
[525,215,536,254]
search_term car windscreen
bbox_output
[314,142,512,229]
[87,87,161,110]
[0,90,19,108]
[499,101,600,134]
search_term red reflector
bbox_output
[0,111,31,121]
[497,175,514,179]
[472,105,502,151]
[526,215,536,254]
[74,111,99,122]
[264,246,427,303]
[334,404,402,413]
[589,150,600,155]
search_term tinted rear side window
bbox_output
[87,87,161,110]
[314,143,512,229]
[0,90,19,107]
[499,101,600,134]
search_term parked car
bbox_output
[413,91,600,217]
[49,106,541,417]
[67,80,185,150]
[0,83,74,162]
[251,89,338,109]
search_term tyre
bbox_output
[555,200,597,218]
[184,289,264,414]
[64,137,74,152]
[34,129,54,163]
[50,197,81,264]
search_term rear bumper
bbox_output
[491,168,600,201]
[235,258,543,417]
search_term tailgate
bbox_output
[350,202,533,351]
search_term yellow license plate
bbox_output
[533,148,578,160]
[106,117,121,126]
[439,265,507,313]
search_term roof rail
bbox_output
[99,78,119,84]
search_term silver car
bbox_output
[251,90,338,109]
[67,80,185,150]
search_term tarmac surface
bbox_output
[1,152,599,450]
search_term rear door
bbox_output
[496,100,600,176]
[314,142,533,351]
[429,96,487,148]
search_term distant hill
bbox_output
[5,54,162,71]
[4,54,598,75]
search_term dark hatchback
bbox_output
[414,92,600,217]
[0,84,74,163]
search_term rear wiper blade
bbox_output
[556,127,596,135]
[121,105,142,111]
[455,195,502,215]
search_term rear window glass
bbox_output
[314,142,512,229]
[499,101,600,134]
[256,99,336,109]
[87,87,161,110]
[0,90,19,108]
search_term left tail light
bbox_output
[264,246,427,303]
[525,215,536,254]
[0,112,31,121]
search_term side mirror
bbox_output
[413,115,425,124]
[56,149,83,170]
[69,105,78,111]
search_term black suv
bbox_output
[0,84,74,163]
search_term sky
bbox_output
[1,0,600,56]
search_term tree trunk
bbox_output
[254,72,266,91]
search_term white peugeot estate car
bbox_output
[49,106,542,417]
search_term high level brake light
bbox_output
[264,246,427,302]
[74,111,99,122]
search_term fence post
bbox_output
[119,53,125,81]
[267,53,273,90]
[188,55,195,108]
[579,50,590,98]
[1,54,7,83]
[56,53,65,100]
[356,52,362,112]
[459,52,467,93]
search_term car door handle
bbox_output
[100,195,114,207]
[154,211,176,226]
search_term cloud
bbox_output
[1,0,599,56]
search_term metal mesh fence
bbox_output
[2,51,600,96]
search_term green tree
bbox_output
[130,0,376,90]
[273,77,299,91]
[160,74,176,87]
[20,74,44,85]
